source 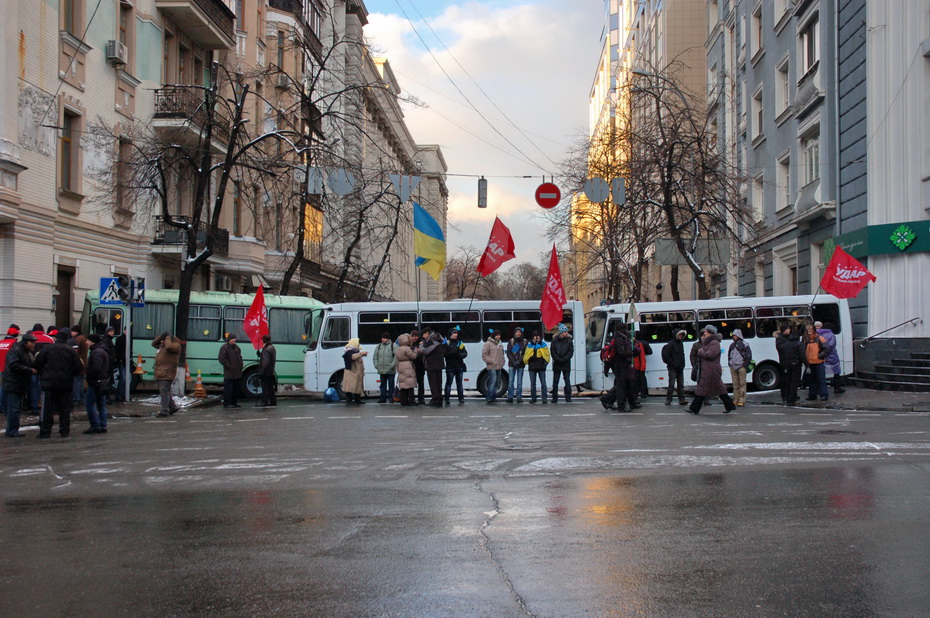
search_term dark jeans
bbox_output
[485,369,501,402]
[415,367,426,404]
[551,367,571,402]
[39,389,72,437]
[637,370,649,397]
[379,374,395,402]
[807,363,828,400]
[84,383,108,430]
[260,375,276,406]
[399,388,415,406]
[781,365,802,403]
[528,369,547,403]
[602,372,637,409]
[690,392,735,414]
[3,390,24,436]
[444,368,464,402]
[30,374,42,412]
[665,367,686,402]
[427,369,443,404]
[223,378,241,407]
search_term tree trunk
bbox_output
[279,198,306,296]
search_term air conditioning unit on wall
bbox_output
[215,275,232,292]
[106,40,128,66]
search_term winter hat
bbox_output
[703,325,718,335]
[32,323,44,332]
[88,333,103,344]
[732,329,743,340]
[225,333,237,342]
[346,338,360,349]
[22,333,37,343]
[557,323,568,333]
[56,327,71,340]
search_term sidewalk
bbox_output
[746,386,930,412]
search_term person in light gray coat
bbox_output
[373,332,397,403]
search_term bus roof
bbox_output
[85,289,325,309]
[590,294,848,316]
[318,300,583,312]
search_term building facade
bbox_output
[0,0,446,331]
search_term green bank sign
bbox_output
[826,219,930,262]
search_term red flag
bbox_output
[820,246,876,299]
[476,217,516,277]
[243,286,269,349]
[540,245,567,330]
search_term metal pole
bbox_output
[124,301,132,403]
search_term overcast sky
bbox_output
[363,0,605,267]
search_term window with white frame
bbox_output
[800,16,819,74]
[802,132,820,185]
[751,86,764,140]
[773,241,798,296]
[776,58,790,115]
[776,152,791,212]
[750,4,763,59]
[752,174,764,222]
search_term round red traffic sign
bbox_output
[535,182,561,209]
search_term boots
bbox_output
[833,375,845,394]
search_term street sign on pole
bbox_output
[100,278,122,305]
[612,177,626,205]
[583,178,610,203]
[535,182,561,209]
[390,174,421,203]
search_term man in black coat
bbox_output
[419,329,446,407]
[661,329,689,405]
[600,328,639,412]
[83,334,111,434]
[34,328,84,438]
[775,324,803,405]
[258,334,277,408]
[550,325,574,403]
[218,334,244,409]
[3,334,36,437]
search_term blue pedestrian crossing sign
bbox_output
[100,278,122,305]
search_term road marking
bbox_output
[753,412,786,415]
[562,413,596,417]
[328,416,361,419]
[234,418,267,422]
[282,417,315,420]
[847,413,881,417]
[469,415,503,418]
[517,414,549,418]
[375,415,408,419]
[423,415,458,418]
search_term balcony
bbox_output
[153,85,230,147]
[156,0,235,49]
[153,215,229,258]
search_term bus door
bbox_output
[304,312,351,392]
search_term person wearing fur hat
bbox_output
[727,329,752,407]
[688,325,736,415]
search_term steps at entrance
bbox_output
[853,350,930,392]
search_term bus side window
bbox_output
[812,303,842,333]
[321,316,350,350]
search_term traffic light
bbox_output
[116,276,131,302]
[478,177,487,208]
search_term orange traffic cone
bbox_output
[185,363,192,382]
[193,369,207,399]
[133,354,145,375]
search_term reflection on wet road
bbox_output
[2,401,929,616]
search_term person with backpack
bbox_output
[444,328,468,404]
[634,331,652,399]
[523,331,550,404]
[661,329,688,406]
[803,324,829,401]
[600,327,639,411]
[342,338,368,406]
[727,329,752,407]
[506,327,526,403]
[373,332,397,404]
[550,324,574,403]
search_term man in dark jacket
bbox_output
[600,327,640,412]
[3,333,36,437]
[258,334,277,407]
[34,328,83,438]
[505,327,526,404]
[83,334,110,434]
[444,329,468,405]
[419,329,446,407]
[218,334,244,409]
[775,324,803,405]
[409,329,426,405]
[550,324,574,403]
[661,329,688,406]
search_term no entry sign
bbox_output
[535,182,561,209]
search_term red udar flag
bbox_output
[540,245,567,330]
[820,246,877,299]
[243,286,270,349]
[476,217,516,277]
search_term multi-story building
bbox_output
[0,0,446,331]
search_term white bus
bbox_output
[584,295,854,392]
[303,300,587,397]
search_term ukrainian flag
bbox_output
[413,202,446,281]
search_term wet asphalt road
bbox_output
[2,397,930,617]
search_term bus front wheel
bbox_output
[328,371,346,400]
[476,370,508,398]
[752,362,781,391]
[241,369,263,399]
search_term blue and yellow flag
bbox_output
[413,202,446,280]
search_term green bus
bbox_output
[80,290,324,397]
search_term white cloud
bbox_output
[365,1,603,264]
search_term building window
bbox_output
[750,4,763,59]
[773,242,798,296]
[235,0,245,29]
[751,86,764,141]
[232,182,242,236]
[277,31,285,69]
[60,112,79,193]
[62,0,82,36]
[802,134,820,185]
[776,153,791,212]
[752,174,764,222]
[800,17,819,74]
[776,58,790,116]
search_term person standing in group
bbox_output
[258,334,277,407]
[395,334,418,406]
[373,332,397,404]
[444,328,468,405]
[34,328,84,438]
[481,330,504,404]
[409,329,427,405]
[27,323,54,415]
[152,332,181,417]
[803,324,829,401]
[775,324,803,405]
[550,324,574,403]
[0,324,21,413]
[71,325,88,404]
[816,321,845,394]
[523,331,550,404]
[661,329,689,406]
[634,331,653,399]
[506,327,526,404]
[218,334,243,409]
[727,329,752,407]
[420,329,446,407]
[341,338,367,406]
[600,328,639,411]
[688,325,736,415]
[113,327,129,402]
[3,333,36,437]
[83,333,111,434]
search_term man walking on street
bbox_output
[258,334,277,407]
[83,333,111,434]
[218,334,243,408]
[152,332,181,417]
[34,328,83,438]
[728,329,752,407]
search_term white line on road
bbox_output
[517,414,550,418]
[234,418,268,422]
[422,415,458,418]
[328,416,361,419]
[469,415,503,418]
[562,413,596,417]
[375,415,408,419]
[282,417,315,420]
